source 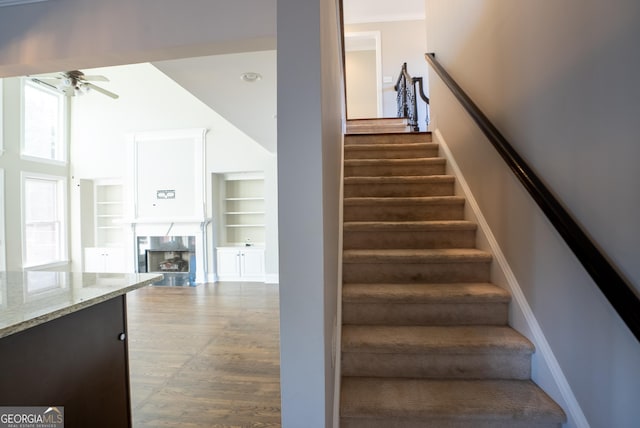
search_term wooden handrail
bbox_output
[425,52,640,342]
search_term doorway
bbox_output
[344,31,383,119]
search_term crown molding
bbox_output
[0,0,49,7]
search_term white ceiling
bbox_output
[154,51,277,153]
[343,0,425,24]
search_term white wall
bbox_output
[278,0,343,426]
[425,1,640,427]
[70,62,278,280]
[345,20,428,128]
[0,0,276,78]
[345,49,378,118]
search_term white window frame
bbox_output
[21,172,68,269]
[21,78,68,165]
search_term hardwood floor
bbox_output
[126,282,281,428]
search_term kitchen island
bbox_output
[0,271,162,428]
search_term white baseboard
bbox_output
[434,129,589,428]
[265,273,279,284]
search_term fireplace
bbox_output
[137,236,196,286]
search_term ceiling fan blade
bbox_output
[85,82,119,99]
[30,72,63,79]
[82,75,109,82]
[29,77,59,91]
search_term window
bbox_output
[23,174,67,267]
[22,79,66,162]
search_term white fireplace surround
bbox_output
[127,128,210,283]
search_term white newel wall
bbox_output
[127,128,210,283]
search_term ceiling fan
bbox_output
[29,70,119,99]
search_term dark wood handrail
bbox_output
[425,52,640,342]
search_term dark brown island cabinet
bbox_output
[0,271,161,428]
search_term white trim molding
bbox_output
[435,129,590,428]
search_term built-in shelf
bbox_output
[221,174,265,246]
[95,180,124,247]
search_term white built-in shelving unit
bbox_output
[84,179,127,273]
[94,180,124,247]
[222,173,265,246]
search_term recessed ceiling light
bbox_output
[240,72,262,83]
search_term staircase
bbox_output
[340,118,566,428]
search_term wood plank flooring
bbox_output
[126,282,281,427]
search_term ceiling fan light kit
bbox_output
[29,70,119,99]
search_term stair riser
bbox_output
[345,163,445,177]
[346,133,432,145]
[341,419,563,428]
[347,126,411,134]
[344,182,454,198]
[348,118,408,126]
[342,302,509,326]
[343,229,476,250]
[343,262,491,283]
[342,352,531,380]
[345,148,438,160]
[344,204,465,222]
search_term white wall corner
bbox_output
[434,128,590,428]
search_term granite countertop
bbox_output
[0,271,162,339]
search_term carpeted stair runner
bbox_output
[346,118,412,134]
[340,118,566,427]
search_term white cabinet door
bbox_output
[216,247,265,281]
[84,247,105,272]
[84,247,126,273]
[241,248,265,280]
[216,248,241,279]
[103,247,126,273]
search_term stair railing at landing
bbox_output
[424,52,640,343]
[394,62,430,131]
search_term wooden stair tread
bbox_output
[343,220,476,232]
[344,195,465,205]
[342,282,510,303]
[345,142,439,150]
[344,175,454,184]
[341,377,566,423]
[345,132,432,144]
[345,157,446,165]
[342,325,534,354]
[343,248,492,263]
